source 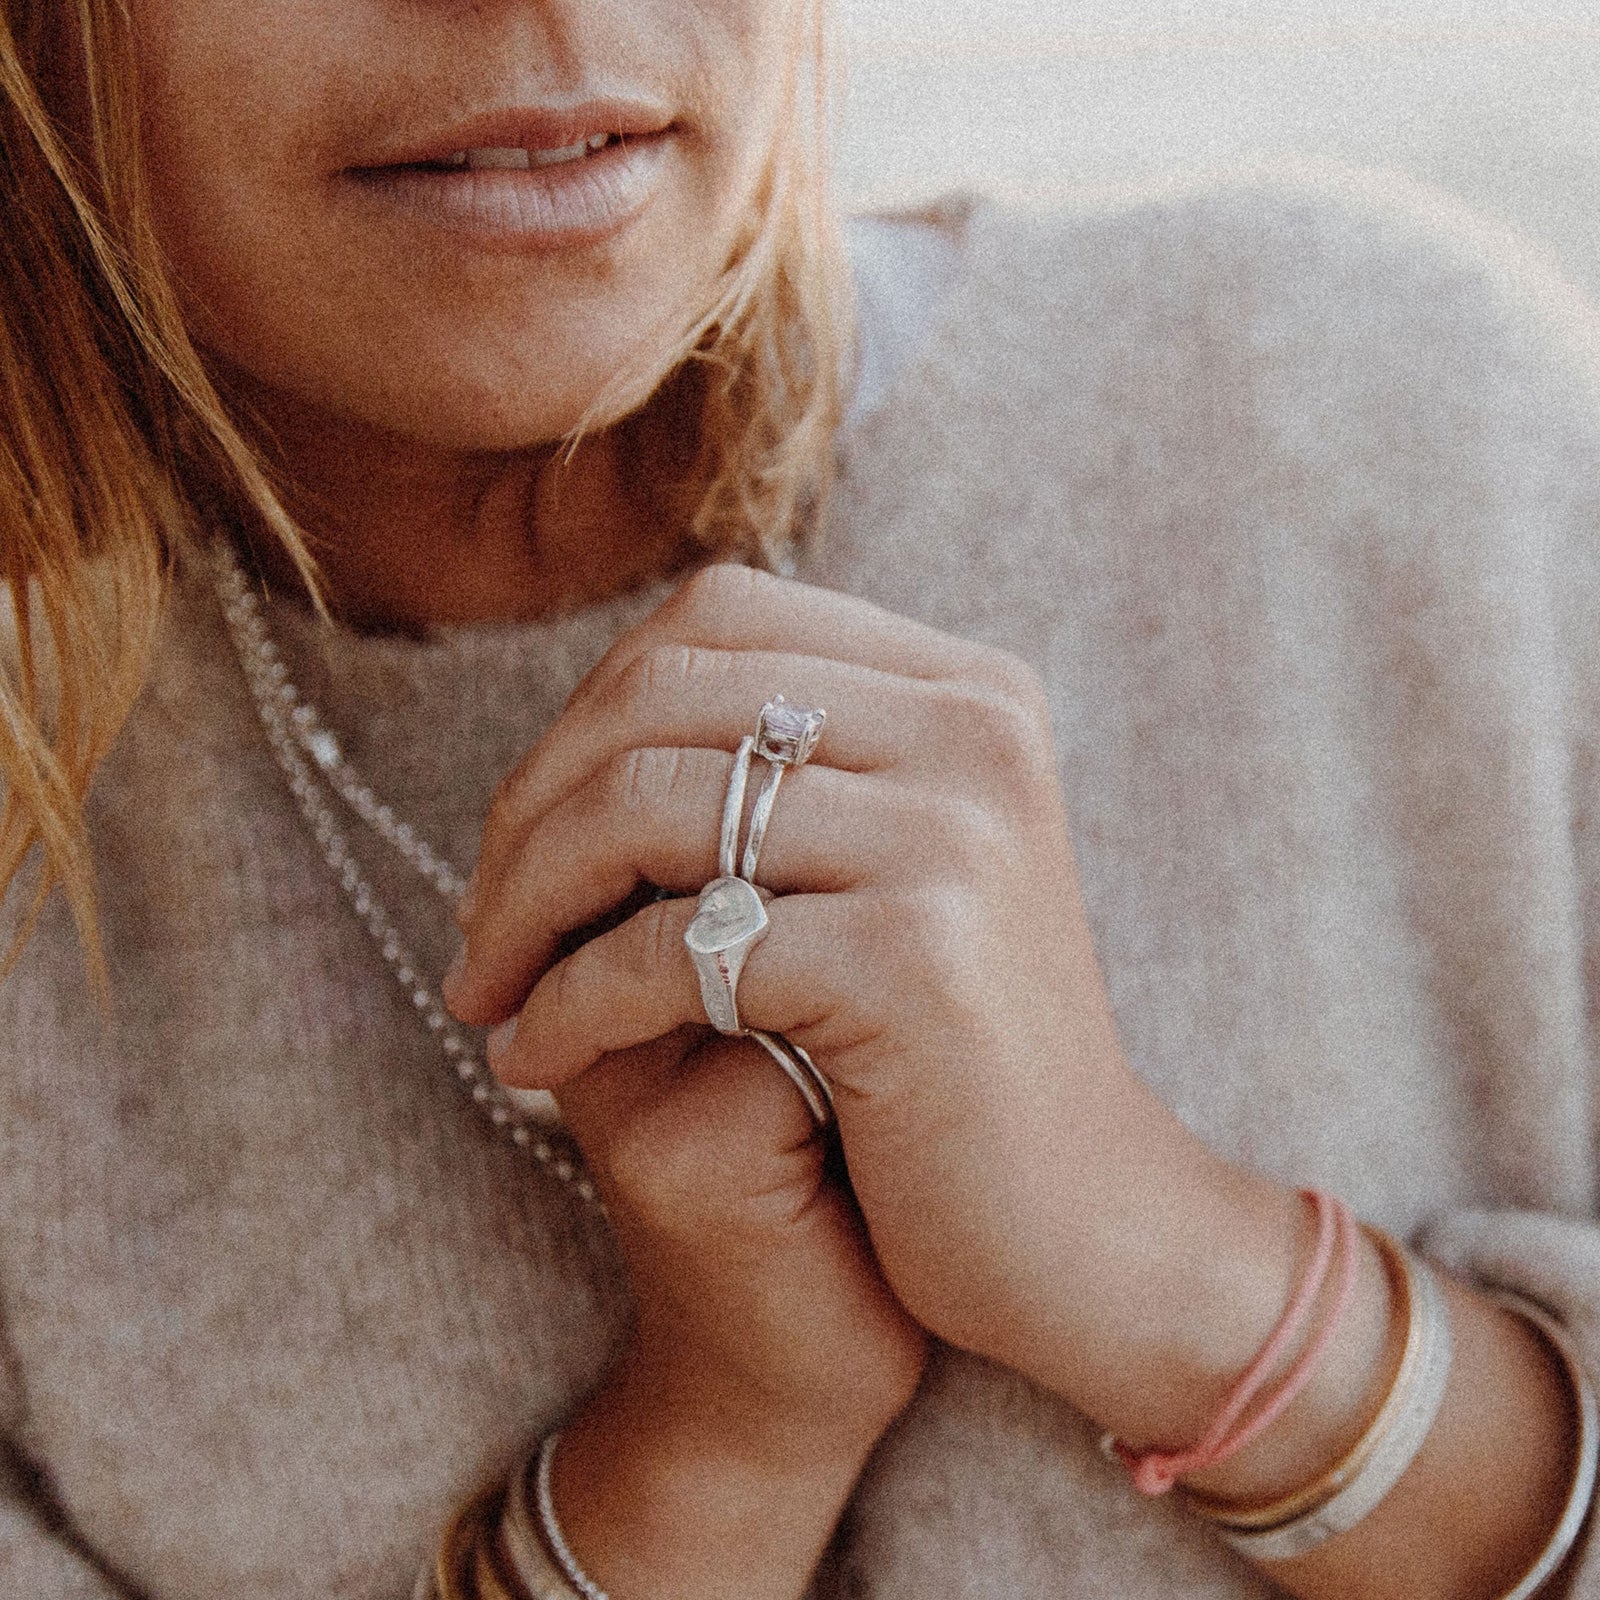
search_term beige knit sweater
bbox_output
[2,155,1598,1599]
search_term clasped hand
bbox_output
[444,562,1241,1467]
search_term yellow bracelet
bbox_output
[436,1481,510,1600]
[474,1512,540,1600]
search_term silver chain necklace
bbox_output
[207,536,601,1214]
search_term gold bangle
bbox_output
[475,1514,538,1600]
[1181,1224,1421,1530]
[437,1481,509,1600]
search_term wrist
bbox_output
[999,1142,1396,1505]
[551,1339,876,1600]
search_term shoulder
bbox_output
[818,158,1600,712]
[889,154,1600,417]
[837,157,1600,573]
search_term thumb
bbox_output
[599,1032,830,1241]
[552,1025,700,1174]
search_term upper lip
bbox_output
[352,99,675,170]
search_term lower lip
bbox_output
[342,133,671,251]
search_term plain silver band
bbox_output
[779,1033,836,1119]
[502,1440,587,1600]
[749,1029,834,1127]
[533,1433,611,1600]
[1487,1291,1600,1600]
[740,758,785,883]
[1223,1243,1454,1561]
[719,736,756,880]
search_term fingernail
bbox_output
[443,941,467,998]
[457,868,479,924]
[487,1017,518,1069]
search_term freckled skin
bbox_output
[131,0,800,450]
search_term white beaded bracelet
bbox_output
[1486,1290,1599,1600]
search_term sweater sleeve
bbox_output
[1280,160,1600,1592]
[1422,175,1600,1594]
[1036,158,1600,1593]
[1305,162,1600,1591]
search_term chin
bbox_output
[390,368,659,452]
[279,319,677,452]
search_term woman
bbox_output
[0,0,1595,1596]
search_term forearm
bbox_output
[551,1339,876,1600]
[996,1132,1586,1600]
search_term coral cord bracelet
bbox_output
[1101,1188,1359,1497]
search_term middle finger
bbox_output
[469,647,1007,920]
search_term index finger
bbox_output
[568,561,1034,715]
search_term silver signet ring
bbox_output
[684,876,770,1035]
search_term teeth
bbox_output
[466,147,532,170]
[529,137,592,168]
[457,135,613,172]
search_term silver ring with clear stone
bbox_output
[741,696,827,884]
[754,693,827,767]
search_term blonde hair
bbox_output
[0,0,853,1006]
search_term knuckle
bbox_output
[534,953,582,1039]
[606,745,684,818]
[611,645,679,717]
[902,885,985,1004]
[604,1114,687,1222]
[611,642,730,718]
[636,642,694,699]
[606,1104,716,1236]
[917,792,1011,873]
[973,641,1047,705]
[937,678,1055,787]
[640,899,690,978]
[483,769,525,839]
[678,560,769,621]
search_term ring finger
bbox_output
[484,890,874,1093]
[470,648,1013,907]
[447,748,923,1026]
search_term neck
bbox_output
[222,371,706,639]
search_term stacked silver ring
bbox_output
[684,696,835,1127]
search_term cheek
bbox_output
[134,4,383,398]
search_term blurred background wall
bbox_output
[832,0,1600,300]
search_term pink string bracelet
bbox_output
[1105,1188,1360,1496]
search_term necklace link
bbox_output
[208,538,600,1213]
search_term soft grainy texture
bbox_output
[1,154,1597,1598]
